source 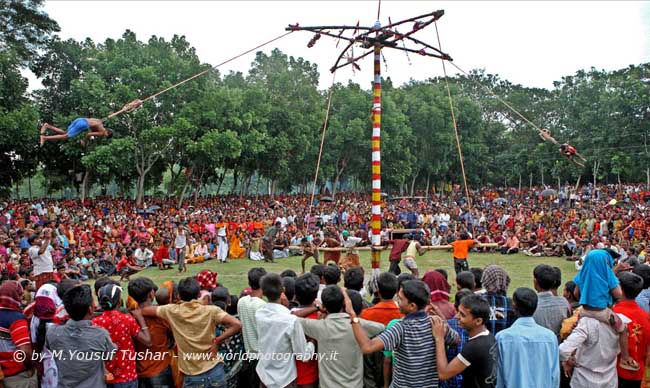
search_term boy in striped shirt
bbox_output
[346,280,460,388]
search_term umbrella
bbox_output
[493,198,507,205]
[320,196,334,202]
[541,189,558,198]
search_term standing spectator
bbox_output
[298,286,385,388]
[292,274,320,388]
[496,288,559,388]
[0,281,37,387]
[127,278,175,388]
[28,230,54,290]
[348,280,460,388]
[612,272,649,388]
[141,277,242,387]
[92,283,151,387]
[360,272,403,388]
[237,267,267,387]
[421,270,455,320]
[481,265,516,334]
[441,288,474,388]
[174,226,187,273]
[532,264,571,337]
[432,294,497,388]
[255,273,315,388]
[46,285,116,388]
[632,264,650,312]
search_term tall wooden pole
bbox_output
[370,39,382,276]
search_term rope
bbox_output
[434,22,472,207]
[446,60,549,140]
[309,72,337,215]
[103,30,294,121]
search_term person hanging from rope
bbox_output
[39,99,143,146]
[560,143,587,167]
[538,128,559,145]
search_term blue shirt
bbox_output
[495,317,559,388]
[19,237,30,250]
[635,288,650,312]
[441,317,467,388]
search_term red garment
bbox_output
[0,313,31,377]
[154,245,169,264]
[92,310,141,383]
[387,240,409,262]
[116,257,130,271]
[92,230,104,245]
[421,270,451,302]
[359,301,404,326]
[613,300,650,381]
[295,311,318,385]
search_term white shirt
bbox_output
[237,295,266,353]
[343,237,362,255]
[255,303,314,388]
[134,248,153,266]
[559,317,619,388]
[174,232,187,249]
[28,244,54,275]
[275,217,288,229]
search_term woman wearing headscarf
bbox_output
[481,264,516,334]
[91,284,151,388]
[29,283,65,388]
[421,270,456,319]
[0,280,37,386]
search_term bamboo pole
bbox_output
[288,243,499,252]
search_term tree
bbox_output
[0,0,60,64]
[0,52,40,197]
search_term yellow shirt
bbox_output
[158,301,227,375]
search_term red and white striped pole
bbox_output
[370,37,382,276]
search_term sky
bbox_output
[26,1,650,91]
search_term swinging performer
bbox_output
[40,99,143,146]
[560,143,587,167]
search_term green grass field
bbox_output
[115,251,578,298]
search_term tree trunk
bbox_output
[28,176,32,200]
[332,167,345,198]
[617,172,621,186]
[518,173,522,194]
[254,172,261,197]
[231,169,239,195]
[575,175,581,192]
[425,173,431,200]
[136,172,146,206]
[646,167,649,190]
[215,170,227,194]
[178,179,190,208]
[410,169,420,197]
[541,168,544,187]
[529,172,533,190]
[81,169,90,203]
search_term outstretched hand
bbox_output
[123,99,144,113]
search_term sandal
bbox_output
[619,357,640,371]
